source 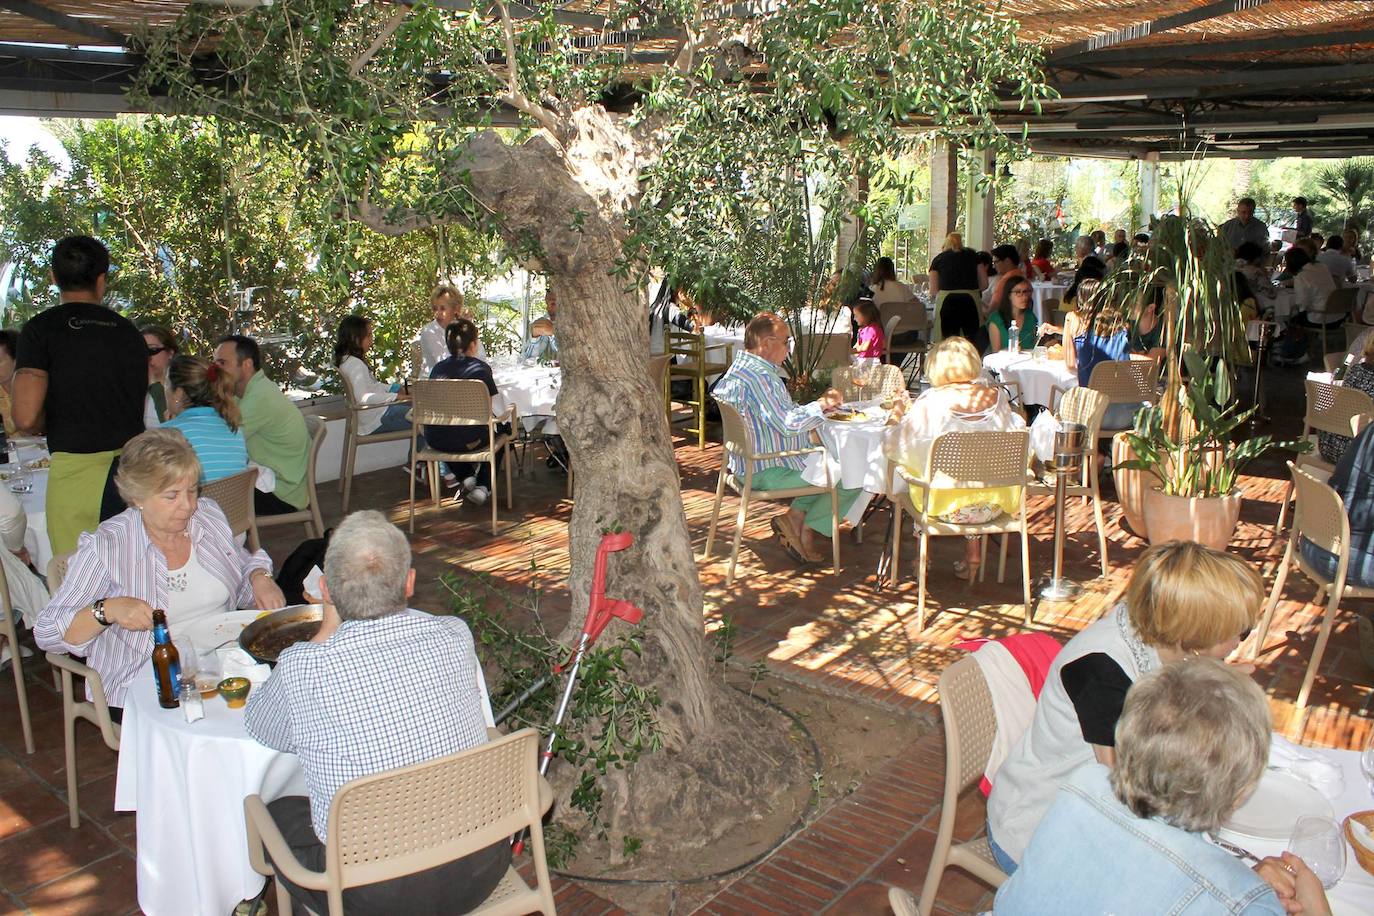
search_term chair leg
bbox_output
[505,444,514,509]
[696,372,707,450]
[11,641,32,755]
[489,458,499,536]
[997,532,1008,583]
[61,673,79,828]
[1295,589,1343,713]
[274,875,293,915]
[978,535,988,583]
[1091,487,1109,577]
[1250,539,1294,659]
[891,501,903,591]
[1275,479,1294,533]
[916,528,930,631]
[830,487,841,575]
[407,452,419,534]
[1021,518,1033,625]
[337,430,349,494]
[342,438,357,514]
[704,471,726,560]
[726,485,750,588]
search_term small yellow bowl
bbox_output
[217,677,251,709]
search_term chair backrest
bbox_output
[327,728,543,891]
[337,367,362,410]
[409,341,424,380]
[924,430,1031,490]
[715,399,756,465]
[1303,378,1374,438]
[1290,462,1350,563]
[882,314,902,361]
[410,379,492,428]
[48,552,72,594]
[1323,352,1348,373]
[1086,359,1157,405]
[1057,386,1109,442]
[1320,286,1359,316]
[831,364,906,401]
[647,353,672,406]
[937,654,999,795]
[801,332,852,371]
[200,468,259,539]
[303,415,327,499]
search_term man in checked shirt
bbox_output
[245,511,508,914]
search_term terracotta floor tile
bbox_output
[17,852,138,916]
[0,783,66,842]
[0,817,119,894]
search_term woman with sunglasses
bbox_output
[140,324,179,427]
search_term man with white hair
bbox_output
[245,511,507,914]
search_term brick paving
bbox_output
[0,361,1368,914]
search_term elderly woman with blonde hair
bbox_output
[34,429,285,716]
[991,657,1331,915]
[986,541,1266,874]
[882,336,1025,580]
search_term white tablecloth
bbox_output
[800,404,892,526]
[490,362,562,433]
[13,466,53,575]
[983,351,1078,408]
[114,608,497,916]
[1030,281,1069,323]
[114,611,303,916]
[1218,740,1374,915]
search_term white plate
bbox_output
[1220,770,1334,841]
[174,610,262,655]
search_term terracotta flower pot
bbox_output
[1111,433,1150,536]
[1141,486,1244,551]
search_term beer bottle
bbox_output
[151,610,181,709]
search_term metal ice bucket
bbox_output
[1054,422,1087,472]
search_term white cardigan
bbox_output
[339,355,396,435]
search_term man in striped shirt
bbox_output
[713,313,860,563]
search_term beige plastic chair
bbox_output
[244,728,556,916]
[1313,287,1359,363]
[254,416,328,541]
[0,561,34,754]
[832,363,906,402]
[889,430,1033,630]
[1322,351,1347,373]
[911,654,1010,915]
[337,370,413,513]
[1085,359,1158,439]
[1252,463,1374,724]
[1275,379,1374,531]
[44,553,122,829]
[1028,387,1111,577]
[200,467,261,551]
[795,332,852,372]
[409,340,425,380]
[408,379,515,536]
[703,399,840,586]
[665,327,731,449]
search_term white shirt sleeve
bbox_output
[419,322,446,377]
[339,356,396,405]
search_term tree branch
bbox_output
[355,186,454,236]
[487,0,565,138]
[349,7,410,78]
[672,0,708,76]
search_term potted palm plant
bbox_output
[1103,214,1307,547]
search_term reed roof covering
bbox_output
[2,0,1373,157]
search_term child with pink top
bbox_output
[853,300,885,359]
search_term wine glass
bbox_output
[850,356,876,400]
[1361,729,1374,798]
[1287,814,1346,889]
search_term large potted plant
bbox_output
[1122,350,1305,549]
[1103,214,1305,546]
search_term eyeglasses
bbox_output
[147,346,168,356]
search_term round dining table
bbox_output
[800,402,893,526]
[113,608,496,916]
[490,360,562,432]
[982,350,1078,408]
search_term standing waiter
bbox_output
[12,235,147,556]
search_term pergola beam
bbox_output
[0,0,128,46]
[1047,0,1274,63]
[1052,26,1374,68]
[1045,62,1374,103]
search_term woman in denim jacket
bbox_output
[995,659,1331,915]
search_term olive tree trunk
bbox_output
[363,109,804,858]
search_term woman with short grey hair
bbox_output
[992,658,1332,915]
[35,429,284,714]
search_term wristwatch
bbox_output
[91,599,112,627]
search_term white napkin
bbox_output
[1269,734,1344,799]
[217,646,272,686]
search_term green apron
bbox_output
[47,449,120,557]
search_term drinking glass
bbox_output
[1361,729,1374,797]
[1287,814,1346,889]
[850,356,876,398]
[7,465,31,494]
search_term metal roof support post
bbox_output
[963,147,995,253]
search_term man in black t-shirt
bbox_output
[13,236,148,556]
